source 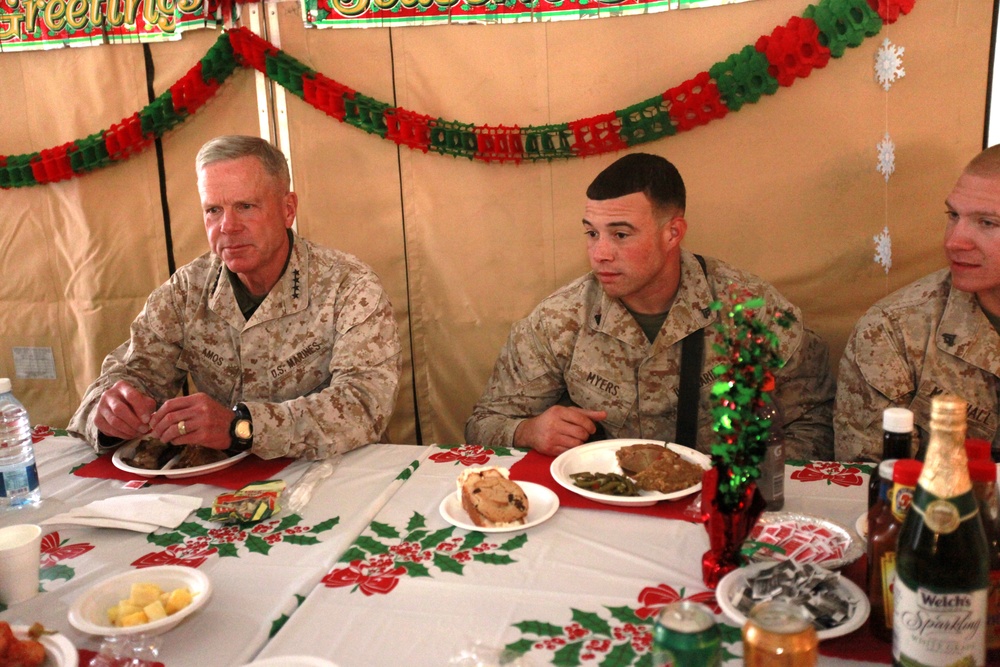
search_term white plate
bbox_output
[12,625,78,667]
[745,512,864,569]
[112,439,250,479]
[549,439,709,507]
[855,512,867,542]
[715,561,870,641]
[439,481,559,533]
[68,565,211,637]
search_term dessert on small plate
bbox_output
[439,467,559,533]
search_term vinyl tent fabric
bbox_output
[0,0,992,447]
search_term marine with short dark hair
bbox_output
[466,152,835,459]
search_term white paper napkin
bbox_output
[42,494,202,532]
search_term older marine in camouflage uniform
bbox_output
[69,234,401,460]
[466,249,836,460]
[835,269,999,461]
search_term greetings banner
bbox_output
[303,0,756,28]
[0,0,230,52]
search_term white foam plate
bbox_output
[855,511,867,543]
[112,439,249,479]
[716,561,870,641]
[12,625,78,667]
[68,565,211,637]
[439,481,559,533]
[549,439,709,507]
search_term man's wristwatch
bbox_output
[230,403,254,452]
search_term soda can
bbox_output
[741,600,818,666]
[652,600,722,667]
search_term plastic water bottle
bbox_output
[0,378,41,509]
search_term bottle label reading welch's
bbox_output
[893,578,986,666]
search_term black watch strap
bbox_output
[230,403,253,452]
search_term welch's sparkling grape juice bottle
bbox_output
[893,394,988,667]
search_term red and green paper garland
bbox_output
[0,0,916,188]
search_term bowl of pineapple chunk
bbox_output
[68,565,211,636]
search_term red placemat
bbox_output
[817,555,892,663]
[73,451,293,490]
[508,449,704,523]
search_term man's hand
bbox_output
[148,393,234,450]
[94,381,158,440]
[513,406,608,457]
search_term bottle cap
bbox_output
[883,407,914,433]
[968,459,997,483]
[878,458,897,481]
[965,438,992,461]
[0,378,10,393]
[892,459,922,486]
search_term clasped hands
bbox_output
[94,380,233,450]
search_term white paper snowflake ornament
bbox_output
[875,37,905,91]
[877,133,896,182]
[874,225,892,274]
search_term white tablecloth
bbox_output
[0,436,430,666]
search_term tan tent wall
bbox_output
[0,0,993,447]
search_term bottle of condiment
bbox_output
[756,401,784,511]
[867,408,913,509]
[866,458,920,642]
[968,459,1000,660]
[967,438,992,462]
[893,394,989,666]
[867,458,896,533]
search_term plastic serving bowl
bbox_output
[68,565,211,637]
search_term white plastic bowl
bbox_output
[68,565,211,637]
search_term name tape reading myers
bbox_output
[0,0,753,51]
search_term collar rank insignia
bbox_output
[292,269,301,300]
[942,333,956,346]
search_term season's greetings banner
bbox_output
[0,0,753,51]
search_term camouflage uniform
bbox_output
[69,235,402,460]
[465,250,835,460]
[835,269,1000,461]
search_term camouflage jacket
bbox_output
[465,250,835,459]
[68,235,402,460]
[835,269,1000,461]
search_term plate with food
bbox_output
[716,559,869,641]
[549,439,710,507]
[439,467,559,533]
[112,438,249,479]
[2,622,78,667]
[744,512,864,569]
[68,565,210,637]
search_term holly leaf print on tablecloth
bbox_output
[323,511,526,595]
[38,531,95,589]
[505,583,737,666]
[788,461,867,487]
[131,509,339,568]
[429,443,517,464]
[395,459,421,481]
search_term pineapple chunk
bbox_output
[115,602,142,619]
[143,600,168,622]
[164,587,193,615]
[129,583,163,607]
[118,610,149,627]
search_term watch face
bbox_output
[234,420,252,440]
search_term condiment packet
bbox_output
[732,560,855,630]
[209,480,286,524]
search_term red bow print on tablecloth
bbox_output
[790,461,865,488]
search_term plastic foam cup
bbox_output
[0,523,42,605]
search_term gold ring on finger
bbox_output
[178,420,187,436]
